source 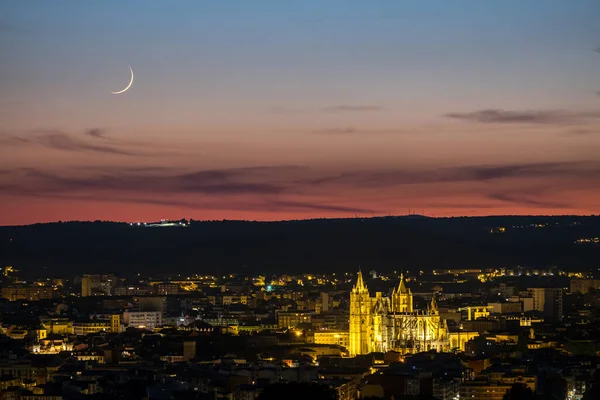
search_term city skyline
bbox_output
[2,1,600,225]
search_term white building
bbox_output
[123,311,163,330]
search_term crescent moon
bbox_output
[111,66,134,95]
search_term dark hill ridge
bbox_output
[0,215,598,278]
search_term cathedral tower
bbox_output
[349,271,372,356]
[392,274,413,313]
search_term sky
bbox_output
[1,0,600,225]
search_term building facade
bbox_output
[1,285,55,301]
[73,315,121,336]
[528,287,563,321]
[570,279,600,294]
[81,274,116,297]
[123,311,163,330]
[312,331,350,348]
[349,272,449,356]
[276,310,312,329]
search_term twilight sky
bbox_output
[1,0,600,225]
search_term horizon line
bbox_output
[2,213,598,228]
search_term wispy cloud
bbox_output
[0,165,377,214]
[267,200,374,214]
[4,162,599,200]
[35,130,138,155]
[9,190,375,215]
[1,129,139,156]
[307,162,600,187]
[321,105,384,113]
[2,160,599,215]
[445,109,600,125]
[488,191,568,209]
[84,129,107,139]
[312,127,408,135]
[0,135,30,145]
[2,165,304,197]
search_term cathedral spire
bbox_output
[397,273,408,294]
[430,294,437,313]
[354,270,367,292]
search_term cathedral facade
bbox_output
[349,271,449,356]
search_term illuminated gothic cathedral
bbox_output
[349,271,449,356]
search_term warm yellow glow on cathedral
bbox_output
[349,271,449,356]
